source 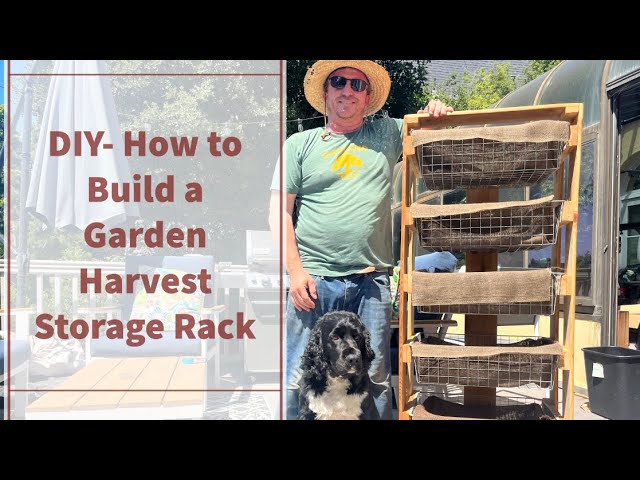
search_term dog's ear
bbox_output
[300,323,329,382]
[362,325,376,370]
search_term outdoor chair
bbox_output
[80,254,224,385]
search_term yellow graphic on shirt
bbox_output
[332,152,363,180]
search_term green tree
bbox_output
[524,60,561,83]
[286,60,430,137]
[376,60,429,119]
[286,60,322,137]
[425,62,517,111]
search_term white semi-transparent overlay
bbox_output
[5,60,283,420]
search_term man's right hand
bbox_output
[289,269,318,312]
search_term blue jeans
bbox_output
[285,272,393,420]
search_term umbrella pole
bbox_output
[17,85,32,308]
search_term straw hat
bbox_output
[303,60,391,117]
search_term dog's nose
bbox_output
[345,353,362,369]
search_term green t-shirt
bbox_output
[272,117,403,277]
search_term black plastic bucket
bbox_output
[583,346,640,420]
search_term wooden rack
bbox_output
[398,104,583,420]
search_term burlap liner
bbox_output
[413,396,552,420]
[412,336,562,358]
[412,337,561,388]
[411,120,569,189]
[411,196,562,251]
[411,120,570,146]
[412,269,555,306]
[411,195,555,217]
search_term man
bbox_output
[270,60,452,419]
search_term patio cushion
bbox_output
[129,268,205,332]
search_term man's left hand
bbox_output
[418,100,454,117]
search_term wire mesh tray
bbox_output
[411,120,570,189]
[412,393,556,420]
[412,334,562,388]
[413,268,562,316]
[411,196,563,253]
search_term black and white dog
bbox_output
[298,311,377,420]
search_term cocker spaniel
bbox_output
[298,311,377,420]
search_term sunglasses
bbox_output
[328,76,369,93]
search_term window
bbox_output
[619,118,640,274]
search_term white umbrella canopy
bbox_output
[26,60,139,231]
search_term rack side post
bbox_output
[559,104,583,420]
[399,117,417,420]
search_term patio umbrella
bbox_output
[26,60,139,230]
